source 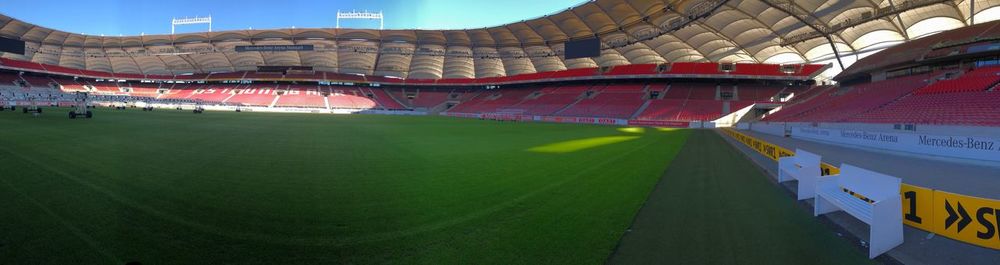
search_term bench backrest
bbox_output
[838,164,901,202]
[793,149,821,167]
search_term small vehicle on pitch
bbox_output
[68,92,93,119]
[22,100,42,114]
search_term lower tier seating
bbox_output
[274,86,326,108]
[558,91,645,119]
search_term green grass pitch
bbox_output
[0,108,871,264]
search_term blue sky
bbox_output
[0,0,585,36]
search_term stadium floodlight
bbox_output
[172,16,212,34]
[336,10,384,30]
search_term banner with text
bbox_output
[626,120,691,128]
[791,127,1000,162]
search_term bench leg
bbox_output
[778,168,790,183]
[814,195,839,216]
[796,175,817,200]
[869,200,904,259]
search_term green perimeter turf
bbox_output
[0,108,689,264]
[607,130,876,265]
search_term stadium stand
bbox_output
[224,84,279,106]
[558,83,646,119]
[90,81,123,93]
[186,84,242,103]
[122,83,162,98]
[0,72,22,86]
[763,74,930,122]
[675,100,724,121]
[913,66,1000,94]
[274,85,327,108]
[410,89,453,109]
[839,21,1000,80]
[603,64,658,76]
[510,85,589,115]
[327,86,378,109]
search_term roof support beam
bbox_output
[787,1,860,55]
[178,54,204,73]
[825,36,846,71]
[761,0,844,70]
[970,0,976,25]
[778,0,951,46]
[722,4,808,61]
[885,0,911,40]
[948,1,970,26]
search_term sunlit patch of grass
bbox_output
[616,127,645,134]
[527,136,640,153]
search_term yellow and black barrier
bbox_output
[721,128,1000,250]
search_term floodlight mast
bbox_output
[172,16,212,34]
[336,10,384,30]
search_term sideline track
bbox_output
[607,130,874,265]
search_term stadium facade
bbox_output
[0,0,996,80]
[2,0,1000,264]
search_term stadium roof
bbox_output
[1,0,998,79]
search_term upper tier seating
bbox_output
[669,62,720,75]
[731,64,782,76]
[603,64,657,75]
[0,58,46,72]
[738,84,783,101]
[211,72,248,79]
[914,67,1000,94]
[283,72,325,80]
[842,21,999,77]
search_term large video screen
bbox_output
[0,37,25,55]
[564,38,601,60]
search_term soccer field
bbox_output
[0,108,873,264]
[0,108,689,264]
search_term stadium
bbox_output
[1,0,999,264]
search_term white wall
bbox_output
[748,122,787,137]
[791,126,1000,164]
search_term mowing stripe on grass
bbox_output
[606,130,876,265]
[0,176,122,264]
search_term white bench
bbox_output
[777,149,822,200]
[814,164,903,259]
